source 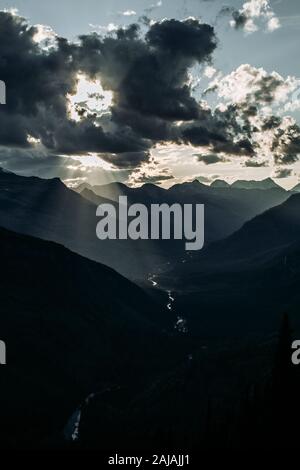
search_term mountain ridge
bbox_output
[0,224,176,445]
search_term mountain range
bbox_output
[0,169,291,280]
[0,225,176,447]
[76,177,291,260]
[1,169,300,448]
[210,177,282,191]
[210,177,300,192]
[160,193,300,336]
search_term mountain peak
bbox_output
[210,179,231,189]
[292,182,300,192]
[140,183,166,194]
[186,179,207,188]
[0,167,11,174]
[231,178,282,191]
[74,181,93,193]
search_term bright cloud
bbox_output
[230,0,281,34]
[121,10,137,17]
[209,64,300,108]
[67,74,113,122]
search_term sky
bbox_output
[0,0,299,188]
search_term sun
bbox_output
[67,74,113,122]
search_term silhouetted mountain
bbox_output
[79,333,276,450]
[292,182,300,192]
[209,193,300,271]
[210,177,282,191]
[75,182,94,193]
[231,178,281,190]
[166,193,300,280]
[0,226,175,447]
[160,194,300,337]
[0,170,165,280]
[210,179,231,188]
[172,237,300,337]
[83,182,136,202]
[88,179,290,244]
[80,188,115,206]
[1,171,298,449]
[0,170,291,280]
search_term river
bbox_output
[148,274,188,333]
[65,274,188,442]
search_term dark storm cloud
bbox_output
[145,19,216,60]
[272,123,300,165]
[253,75,283,104]
[182,126,226,147]
[274,168,293,179]
[181,102,257,157]
[0,12,77,147]
[132,172,174,184]
[0,11,146,164]
[0,11,224,170]
[244,159,268,168]
[52,118,151,155]
[101,151,151,169]
[0,10,294,173]
[111,106,176,142]
[182,123,255,156]
[195,153,226,165]
[0,13,150,168]
[79,19,216,123]
[261,116,282,131]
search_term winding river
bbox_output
[148,274,188,333]
[65,275,188,442]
